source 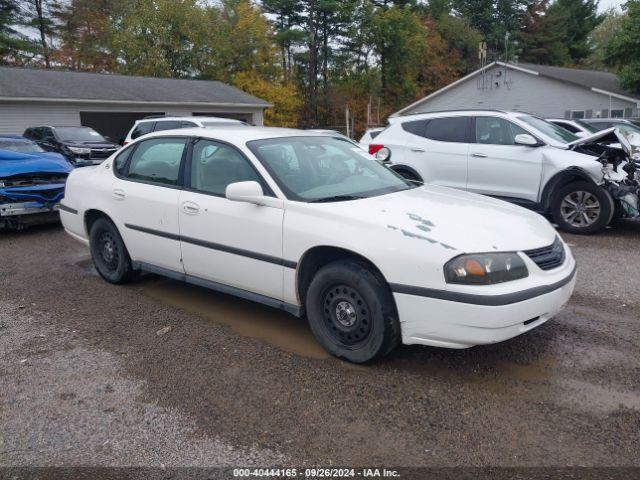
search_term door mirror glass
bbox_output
[225,181,265,204]
[514,134,539,146]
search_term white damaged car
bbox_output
[59,127,576,363]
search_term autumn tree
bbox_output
[518,0,570,65]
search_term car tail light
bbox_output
[369,144,384,155]
[123,141,129,146]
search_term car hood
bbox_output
[566,127,617,147]
[316,185,557,254]
[63,141,119,149]
[0,149,72,177]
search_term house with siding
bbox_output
[0,67,271,141]
[392,61,640,120]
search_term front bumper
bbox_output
[395,259,576,349]
[1,201,60,217]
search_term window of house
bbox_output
[611,109,624,118]
[571,111,585,119]
[126,138,186,186]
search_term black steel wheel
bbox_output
[89,217,135,284]
[306,260,401,363]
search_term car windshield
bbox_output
[248,136,415,202]
[518,115,579,143]
[54,127,106,142]
[0,139,45,153]
[574,120,599,133]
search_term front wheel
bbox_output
[89,217,136,284]
[305,261,401,363]
[551,181,614,235]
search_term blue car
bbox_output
[0,136,73,230]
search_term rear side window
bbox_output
[424,117,469,143]
[131,122,154,140]
[154,121,184,132]
[126,138,187,186]
[370,131,381,140]
[402,120,427,137]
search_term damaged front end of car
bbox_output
[571,126,640,219]
[0,151,72,231]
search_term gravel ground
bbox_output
[0,220,639,469]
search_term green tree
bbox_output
[548,0,601,63]
[0,0,37,64]
[19,0,61,67]
[604,0,640,93]
[588,8,624,69]
[518,0,571,65]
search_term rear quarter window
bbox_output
[401,120,427,137]
[131,122,154,140]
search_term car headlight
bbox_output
[68,147,90,155]
[444,252,528,285]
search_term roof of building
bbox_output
[0,67,271,107]
[516,62,633,99]
[393,61,640,117]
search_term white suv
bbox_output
[372,110,640,234]
[123,116,247,145]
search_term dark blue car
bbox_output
[0,136,73,230]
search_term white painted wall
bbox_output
[402,65,639,119]
[0,101,265,135]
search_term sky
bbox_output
[599,0,625,12]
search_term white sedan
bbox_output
[59,127,576,363]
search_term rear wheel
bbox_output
[305,261,401,363]
[551,181,614,234]
[89,217,135,284]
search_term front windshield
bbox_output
[574,120,599,133]
[248,136,414,202]
[0,139,45,153]
[518,115,578,143]
[54,127,106,142]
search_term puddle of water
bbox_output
[141,278,330,360]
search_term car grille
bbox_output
[524,237,565,271]
[90,148,117,160]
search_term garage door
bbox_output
[80,112,163,144]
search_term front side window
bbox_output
[126,138,186,186]
[131,122,154,140]
[517,115,578,144]
[423,117,469,143]
[475,117,528,145]
[248,136,413,202]
[189,140,262,196]
[154,121,183,132]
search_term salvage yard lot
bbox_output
[1,222,639,467]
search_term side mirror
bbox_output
[514,133,539,147]
[225,181,269,206]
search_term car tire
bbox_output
[89,217,136,284]
[305,260,401,363]
[551,181,614,235]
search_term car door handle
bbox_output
[182,201,200,215]
[472,152,488,158]
[112,188,126,200]
[411,148,426,153]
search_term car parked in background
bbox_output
[359,127,385,149]
[23,126,119,166]
[370,110,640,234]
[122,116,248,145]
[583,118,640,132]
[0,135,72,230]
[59,126,576,362]
[547,118,599,137]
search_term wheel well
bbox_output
[541,169,596,212]
[296,246,390,308]
[390,164,422,181]
[84,209,114,236]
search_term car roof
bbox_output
[389,110,525,123]
[139,126,344,143]
[135,116,243,124]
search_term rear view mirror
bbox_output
[514,134,539,147]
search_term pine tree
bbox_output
[519,0,571,65]
[548,0,602,63]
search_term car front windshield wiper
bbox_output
[309,194,365,203]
